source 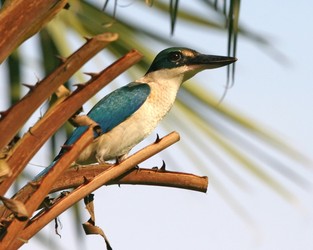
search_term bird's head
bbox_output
[145,47,237,83]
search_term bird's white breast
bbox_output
[76,74,183,164]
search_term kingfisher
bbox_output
[41,47,236,174]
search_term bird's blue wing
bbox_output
[55,83,151,159]
[35,83,150,180]
[88,83,151,134]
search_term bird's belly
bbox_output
[76,97,170,164]
[99,119,151,161]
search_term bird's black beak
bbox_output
[188,53,237,70]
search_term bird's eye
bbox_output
[168,51,182,62]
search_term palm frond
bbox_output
[34,0,310,201]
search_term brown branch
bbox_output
[13,132,182,249]
[0,133,207,219]
[9,165,207,209]
[51,166,208,193]
[0,49,142,196]
[0,0,68,63]
[0,127,95,249]
[0,32,118,151]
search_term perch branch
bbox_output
[8,164,207,211]
[51,166,208,193]
[13,132,181,249]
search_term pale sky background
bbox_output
[1,1,313,250]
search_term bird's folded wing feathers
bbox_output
[56,83,151,160]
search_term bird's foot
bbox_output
[114,153,129,165]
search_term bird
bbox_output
[37,47,236,177]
